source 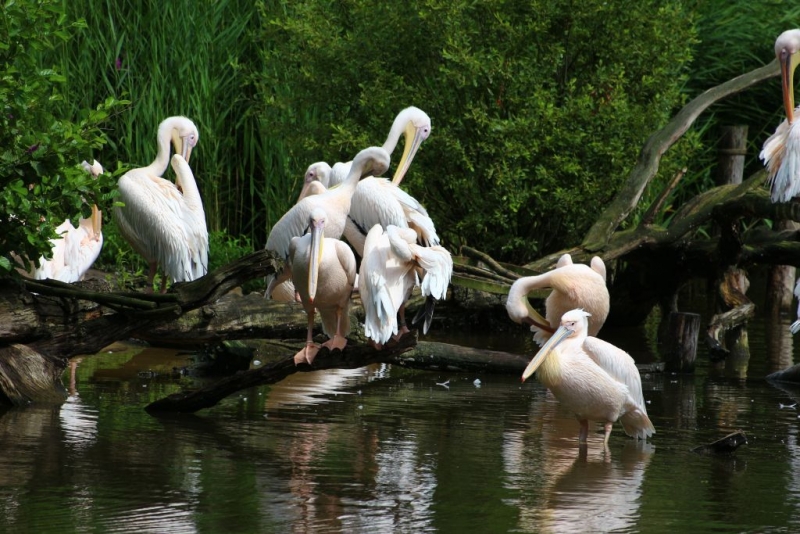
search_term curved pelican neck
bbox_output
[142,120,180,177]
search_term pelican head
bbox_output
[81,159,104,177]
[304,162,332,188]
[162,116,200,163]
[521,309,591,382]
[352,146,392,180]
[306,207,327,304]
[776,29,800,123]
[384,107,431,185]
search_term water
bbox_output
[3,310,800,532]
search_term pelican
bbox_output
[289,208,357,365]
[265,146,391,300]
[761,29,800,203]
[28,160,104,282]
[521,308,654,446]
[359,224,452,347]
[170,154,208,280]
[506,254,609,345]
[296,162,331,202]
[113,115,205,292]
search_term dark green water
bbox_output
[2,307,800,533]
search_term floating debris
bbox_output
[436,380,450,389]
[473,379,482,388]
[692,430,748,455]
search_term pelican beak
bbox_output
[524,299,554,333]
[781,48,799,123]
[521,325,573,382]
[307,218,325,304]
[92,205,102,237]
[391,123,428,185]
[182,136,193,164]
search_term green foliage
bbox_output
[254,0,697,262]
[0,0,125,273]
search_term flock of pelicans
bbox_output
[17,29,800,446]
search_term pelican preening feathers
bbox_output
[506,254,609,345]
[521,309,655,446]
[113,115,207,292]
[761,29,800,203]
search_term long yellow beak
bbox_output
[524,298,555,333]
[307,219,325,304]
[91,204,102,237]
[782,49,799,123]
[521,325,573,382]
[182,136,193,164]
[391,123,427,185]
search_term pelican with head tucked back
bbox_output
[265,146,391,300]
[506,254,609,345]
[113,116,206,292]
[359,223,452,347]
[290,208,357,365]
[761,29,800,203]
[521,309,654,446]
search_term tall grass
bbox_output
[51,0,305,271]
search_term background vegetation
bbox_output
[2,0,800,276]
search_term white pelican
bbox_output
[289,208,357,365]
[330,107,439,257]
[359,224,452,347]
[170,154,208,280]
[296,162,331,202]
[506,254,609,345]
[265,146,391,300]
[521,308,654,446]
[761,29,800,203]
[28,160,104,282]
[113,115,205,292]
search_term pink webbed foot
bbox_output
[294,342,321,365]
[321,334,348,352]
[392,324,410,342]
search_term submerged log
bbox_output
[692,430,748,455]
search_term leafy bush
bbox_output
[255,0,697,262]
[0,0,124,273]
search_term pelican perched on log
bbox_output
[265,146,391,300]
[506,254,609,345]
[323,107,438,256]
[521,309,654,446]
[113,116,205,291]
[359,224,452,347]
[30,160,104,282]
[290,208,357,365]
[761,29,800,203]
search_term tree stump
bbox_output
[663,312,700,373]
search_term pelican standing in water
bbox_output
[290,208,357,365]
[359,224,452,347]
[113,116,205,292]
[521,309,654,446]
[265,147,391,300]
[506,254,609,345]
[761,29,800,203]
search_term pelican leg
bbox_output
[578,420,589,445]
[159,269,169,294]
[603,422,613,445]
[393,303,410,341]
[145,261,158,294]
[294,309,321,365]
[321,307,348,352]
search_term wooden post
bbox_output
[663,312,700,373]
[715,125,748,186]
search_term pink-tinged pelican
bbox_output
[359,224,452,347]
[290,208,357,365]
[506,254,609,345]
[29,160,104,282]
[113,116,205,291]
[521,309,654,446]
[265,146,391,300]
[761,29,800,203]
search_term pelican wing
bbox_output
[115,171,193,282]
[761,114,800,203]
[583,337,646,409]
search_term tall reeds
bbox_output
[52,0,304,267]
